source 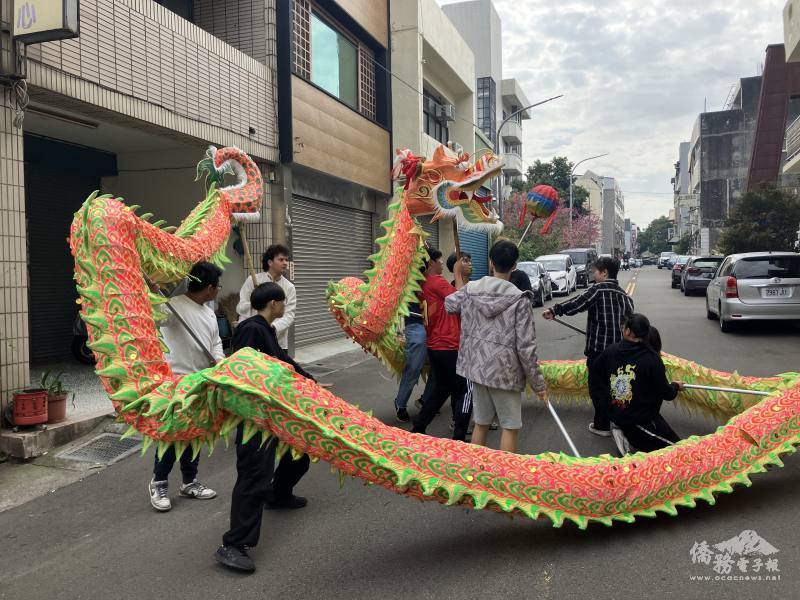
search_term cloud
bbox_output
[437,0,785,227]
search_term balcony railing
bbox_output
[785,114,800,162]
[502,152,523,176]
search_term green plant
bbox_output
[40,371,68,396]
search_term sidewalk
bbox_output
[0,342,376,513]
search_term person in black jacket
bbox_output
[543,256,633,437]
[215,282,315,573]
[593,313,684,453]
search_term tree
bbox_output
[674,233,692,254]
[719,184,800,254]
[637,216,673,255]
[524,157,590,217]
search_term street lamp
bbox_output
[569,153,609,230]
[494,94,564,221]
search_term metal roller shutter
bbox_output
[419,215,439,249]
[459,229,489,279]
[26,165,101,362]
[291,197,374,347]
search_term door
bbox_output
[459,229,488,279]
[418,215,439,250]
[291,197,374,347]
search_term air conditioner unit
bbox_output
[438,104,456,122]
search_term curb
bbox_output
[0,410,114,459]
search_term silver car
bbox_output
[681,256,724,296]
[517,261,553,307]
[706,252,800,332]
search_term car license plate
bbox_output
[703,273,713,279]
[762,287,791,298]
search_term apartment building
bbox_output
[1,0,282,414]
[390,0,476,266]
[279,0,391,347]
[0,1,393,416]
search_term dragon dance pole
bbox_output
[546,401,582,457]
[452,220,461,259]
[517,220,534,246]
[237,220,259,287]
[683,383,771,397]
[552,317,587,336]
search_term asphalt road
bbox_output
[1,267,799,600]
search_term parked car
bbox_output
[632,258,643,268]
[517,261,553,306]
[670,255,692,288]
[536,254,577,295]
[642,256,657,266]
[658,251,677,269]
[706,252,800,332]
[557,247,597,288]
[681,256,724,295]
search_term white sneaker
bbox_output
[179,479,217,500]
[149,479,171,512]
[587,422,612,437]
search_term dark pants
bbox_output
[153,447,199,485]
[222,424,310,549]
[621,415,679,452]
[586,351,610,431]
[411,349,470,441]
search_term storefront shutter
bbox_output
[291,196,374,347]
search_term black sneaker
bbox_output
[214,545,255,573]
[266,494,308,510]
[396,408,410,423]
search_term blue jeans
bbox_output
[394,322,434,410]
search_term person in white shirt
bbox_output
[148,261,224,512]
[236,244,296,352]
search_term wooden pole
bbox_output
[452,220,461,258]
[237,220,259,287]
[517,220,533,247]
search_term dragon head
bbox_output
[197,146,264,222]
[393,145,504,232]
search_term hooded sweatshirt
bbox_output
[445,276,546,393]
[593,340,680,426]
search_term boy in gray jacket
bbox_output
[445,240,549,453]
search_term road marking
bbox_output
[625,271,638,297]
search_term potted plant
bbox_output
[41,371,71,423]
[11,388,48,427]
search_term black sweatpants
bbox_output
[620,415,679,452]
[411,349,471,441]
[222,424,310,549]
[153,446,198,485]
[586,350,610,431]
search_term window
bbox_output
[154,0,192,20]
[310,12,358,109]
[477,77,496,144]
[423,89,449,144]
[733,256,800,279]
[292,0,378,120]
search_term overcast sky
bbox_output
[437,0,785,228]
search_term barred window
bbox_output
[359,44,376,120]
[477,77,496,144]
[292,0,311,80]
[291,0,377,121]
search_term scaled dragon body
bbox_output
[72,146,800,529]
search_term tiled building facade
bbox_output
[0,0,280,416]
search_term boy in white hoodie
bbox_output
[445,240,549,452]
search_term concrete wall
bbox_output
[292,77,391,194]
[785,0,800,62]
